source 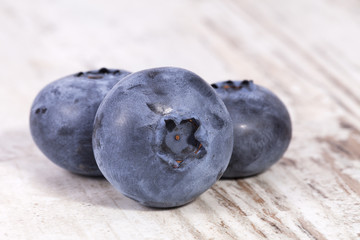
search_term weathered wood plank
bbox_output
[0,0,359,239]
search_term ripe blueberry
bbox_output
[93,67,233,208]
[30,68,131,176]
[212,80,292,178]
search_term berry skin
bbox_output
[212,80,292,178]
[93,67,233,208]
[30,68,131,176]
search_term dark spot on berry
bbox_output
[148,71,159,79]
[241,80,255,90]
[242,80,250,85]
[147,103,158,114]
[75,72,84,77]
[113,70,121,75]
[211,84,218,89]
[165,119,176,131]
[58,126,74,136]
[209,113,224,129]
[99,68,109,74]
[35,108,47,114]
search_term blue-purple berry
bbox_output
[212,80,292,178]
[93,67,233,208]
[30,68,130,176]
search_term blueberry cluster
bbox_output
[30,67,291,208]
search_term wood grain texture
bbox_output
[1,0,359,239]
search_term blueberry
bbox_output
[30,68,131,176]
[212,80,292,178]
[93,67,233,208]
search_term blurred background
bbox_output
[1,0,359,131]
[1,0,360,239]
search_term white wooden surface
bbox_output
[1,0,360,239]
